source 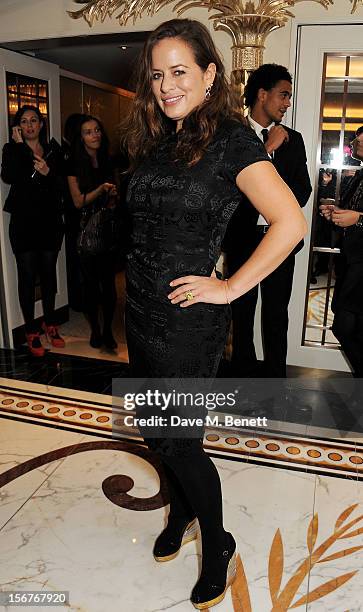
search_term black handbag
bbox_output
[77,194,119,256]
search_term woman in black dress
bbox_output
[1,105,65,357]
[67,115,118,350]
[124,19,306,609]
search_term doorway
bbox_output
[287,23,363,371]
[0,33,145,362]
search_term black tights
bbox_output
[79,253,117,332]
[333,309,363,377]
[127,320,229,570]
[15,250,59,333]
[149,437,227,571]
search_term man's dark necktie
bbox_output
[261,128,269,144]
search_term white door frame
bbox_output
[284,19,363,371]
[0,48,67,346]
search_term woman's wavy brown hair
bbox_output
[122,18,243,168]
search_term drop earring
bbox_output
[205,84,212,99]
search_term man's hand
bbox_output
[332,208,360,228]
[321,172,333,186]
[319,200,336,221]
[265,125,289,155]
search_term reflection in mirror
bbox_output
[320,79,344,165]
[325,55,346,78]
[303,53,363,348]
[343,81,363,166]
[348,56,363,78]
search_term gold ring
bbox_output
[185,291,194,301]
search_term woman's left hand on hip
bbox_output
[168,275,228,307]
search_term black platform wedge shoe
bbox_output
[153,518,198,562]
[191,532,237,609]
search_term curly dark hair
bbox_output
[70,114,111,194]
[244,64,292,110]
[13,105,48,146]
[123,18,242,168]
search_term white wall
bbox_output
[265,2,362,68]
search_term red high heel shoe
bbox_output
[26,332,45,357]
[42,323,65,348]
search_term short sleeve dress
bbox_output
[125,118,270,377]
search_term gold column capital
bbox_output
[350,0,363,13]
[68,1,363,27]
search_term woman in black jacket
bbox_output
[1,105,65,357]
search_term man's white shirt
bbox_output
[247,116,274,226]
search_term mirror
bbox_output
[303,54,363,347]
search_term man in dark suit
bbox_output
[321,126,363,379]
[224,64,312,378]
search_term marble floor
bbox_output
[53,269,128,362]
[54,308,129,363]
[0,348,129,395]
[1,377,363,611]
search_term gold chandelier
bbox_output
[68,1,362,104]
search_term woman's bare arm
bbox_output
[227,160,307,300]
[67,176,115,209]
[168,160,307,306]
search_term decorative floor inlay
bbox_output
[205,431,363,478]
[1,384,362,479]
[0,387,120,436]
[232,503,363,611]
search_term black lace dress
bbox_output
[125,119,270,378]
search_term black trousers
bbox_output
[227,242,295,378]
[332,310,363,377]
[15,250,59,333]
[79,252,117,332]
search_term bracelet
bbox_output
[224,279,231,305]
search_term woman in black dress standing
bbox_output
[1,105,65,357]
[124,19,306,609]
[67,115,118,350]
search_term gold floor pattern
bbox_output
[1,385,362,480]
